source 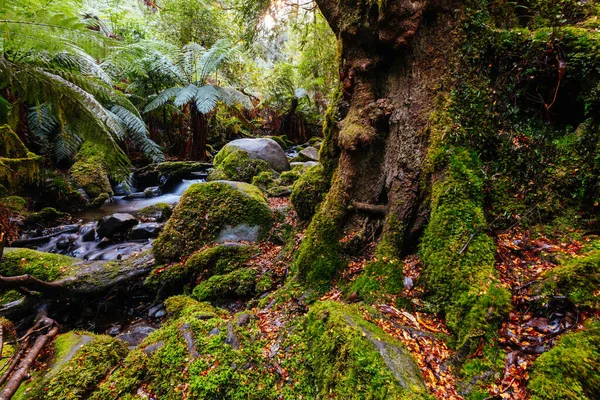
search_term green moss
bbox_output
[294,169,347,285]
[304,301,430,399]
[136,202,172,222]
[156,161,211,178]
[265,135,288,149]
[192,267,259,301]
[0,289,22,304]
[279,168,302,186]
[251,170,278,191]
[1,248,79,281]
[421,139,511,345]
[290,164,328,221]
[209,149,273,183]
[152,181,272,263]
[146,244,252,293]
[164,295,220,319]
[528,320,600,400]
[70,143,113,200]
[542,250,600,308]
[1,196,26,213]
[0,125,41,188]
[25,207,66,225]
[22,332,128,400]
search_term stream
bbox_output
[29,179,203,261]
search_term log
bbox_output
[350,202,388,215]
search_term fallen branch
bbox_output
[350,201,388,215]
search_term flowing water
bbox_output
[30,179,204,261]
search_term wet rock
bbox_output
[219,138,290,172]
[117,323,156,348]
[76,188,90,202]
[109,325,121,336]
[208,327,220,336]
[97,237,113,249]
[80,224,97,242]
[137,203,172,222]
[114,181,133,196]
[130,222,163,240]
[148,303,165,318]
[123,192,147,200]
[97,213,138,238]
[144,186,162,198]
[298,146,319,161]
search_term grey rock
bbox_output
[217,224,260,243]
[97,213,138,238]
[299,146,319,161]
[290,161,319,169]
[76,188,89,202]
[109,325,121,336]
[114,181,133,196]
[143,341,164,355]
[225,322,240,349]
[180,323,199,358]
[208,327,220,336]
[130,222,163,240]
[144,186,162,198]
[123,192,146,200]
[117,323,156,347]
[148,303,165,318]
[223,138,290,172]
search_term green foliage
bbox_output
[152,181,273,263]
[136,203,172,222]
[528,320,600,400]
[25,207,66,225]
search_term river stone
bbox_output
[144,186,162,198]
[152,181,273,263]
[129,222,163,240]
[117,323,156,348]
[290,161,319,169]
[80,224,97,242]
[299,146,319,161]
[217,224,260,243]
[97,213,138,239]
[219,138,290,172]
[114,181,133,196]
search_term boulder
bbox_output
[144,186,162,198]
[299,146,319,161]
[291,164,329,221]
[69,143,113,202]
[136,203,172,222]
[113,181,133,196]
[116,322,157,348]
[80,224,96,242]
[97,213,138,239]
[216,138,290,172]
[152,181,273,263]
[129,222,162,240]
[208,149,272,183]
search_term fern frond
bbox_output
[110,105,164,162]
[194,85,219,114]
[144,87,182,112]
[173,84,199,107]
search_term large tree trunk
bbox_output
[297,0,460,281]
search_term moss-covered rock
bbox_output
[25,207,66,226]
[18,332,128,400]
[136,202,172,222]
[192,267,261,301]
[209,149,273,183]
[290,164,328,221]
[145,244,252,293]
[69,143,113,203]
[542,250,600,308]
[0,125,41,189]
[251,170,278,191]
[1,248,79,281]
[527,319,600,400]
[152,181,273,263]
[304,301,430,399]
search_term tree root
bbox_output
[0,310,58,400]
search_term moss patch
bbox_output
[528,319,600,400]
[1,248,80,281]
[192,268,261,301]
[152,181,272,263]
[542,250,600,308]
[290,164,328,221]
[70,142,113,201]
[136,202,172,222]
[209,149,273,183]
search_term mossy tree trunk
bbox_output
[297,0,460,282]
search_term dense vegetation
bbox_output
[0,0,599,399]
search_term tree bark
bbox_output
[299,0,460,279]
[189,104,208,161]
